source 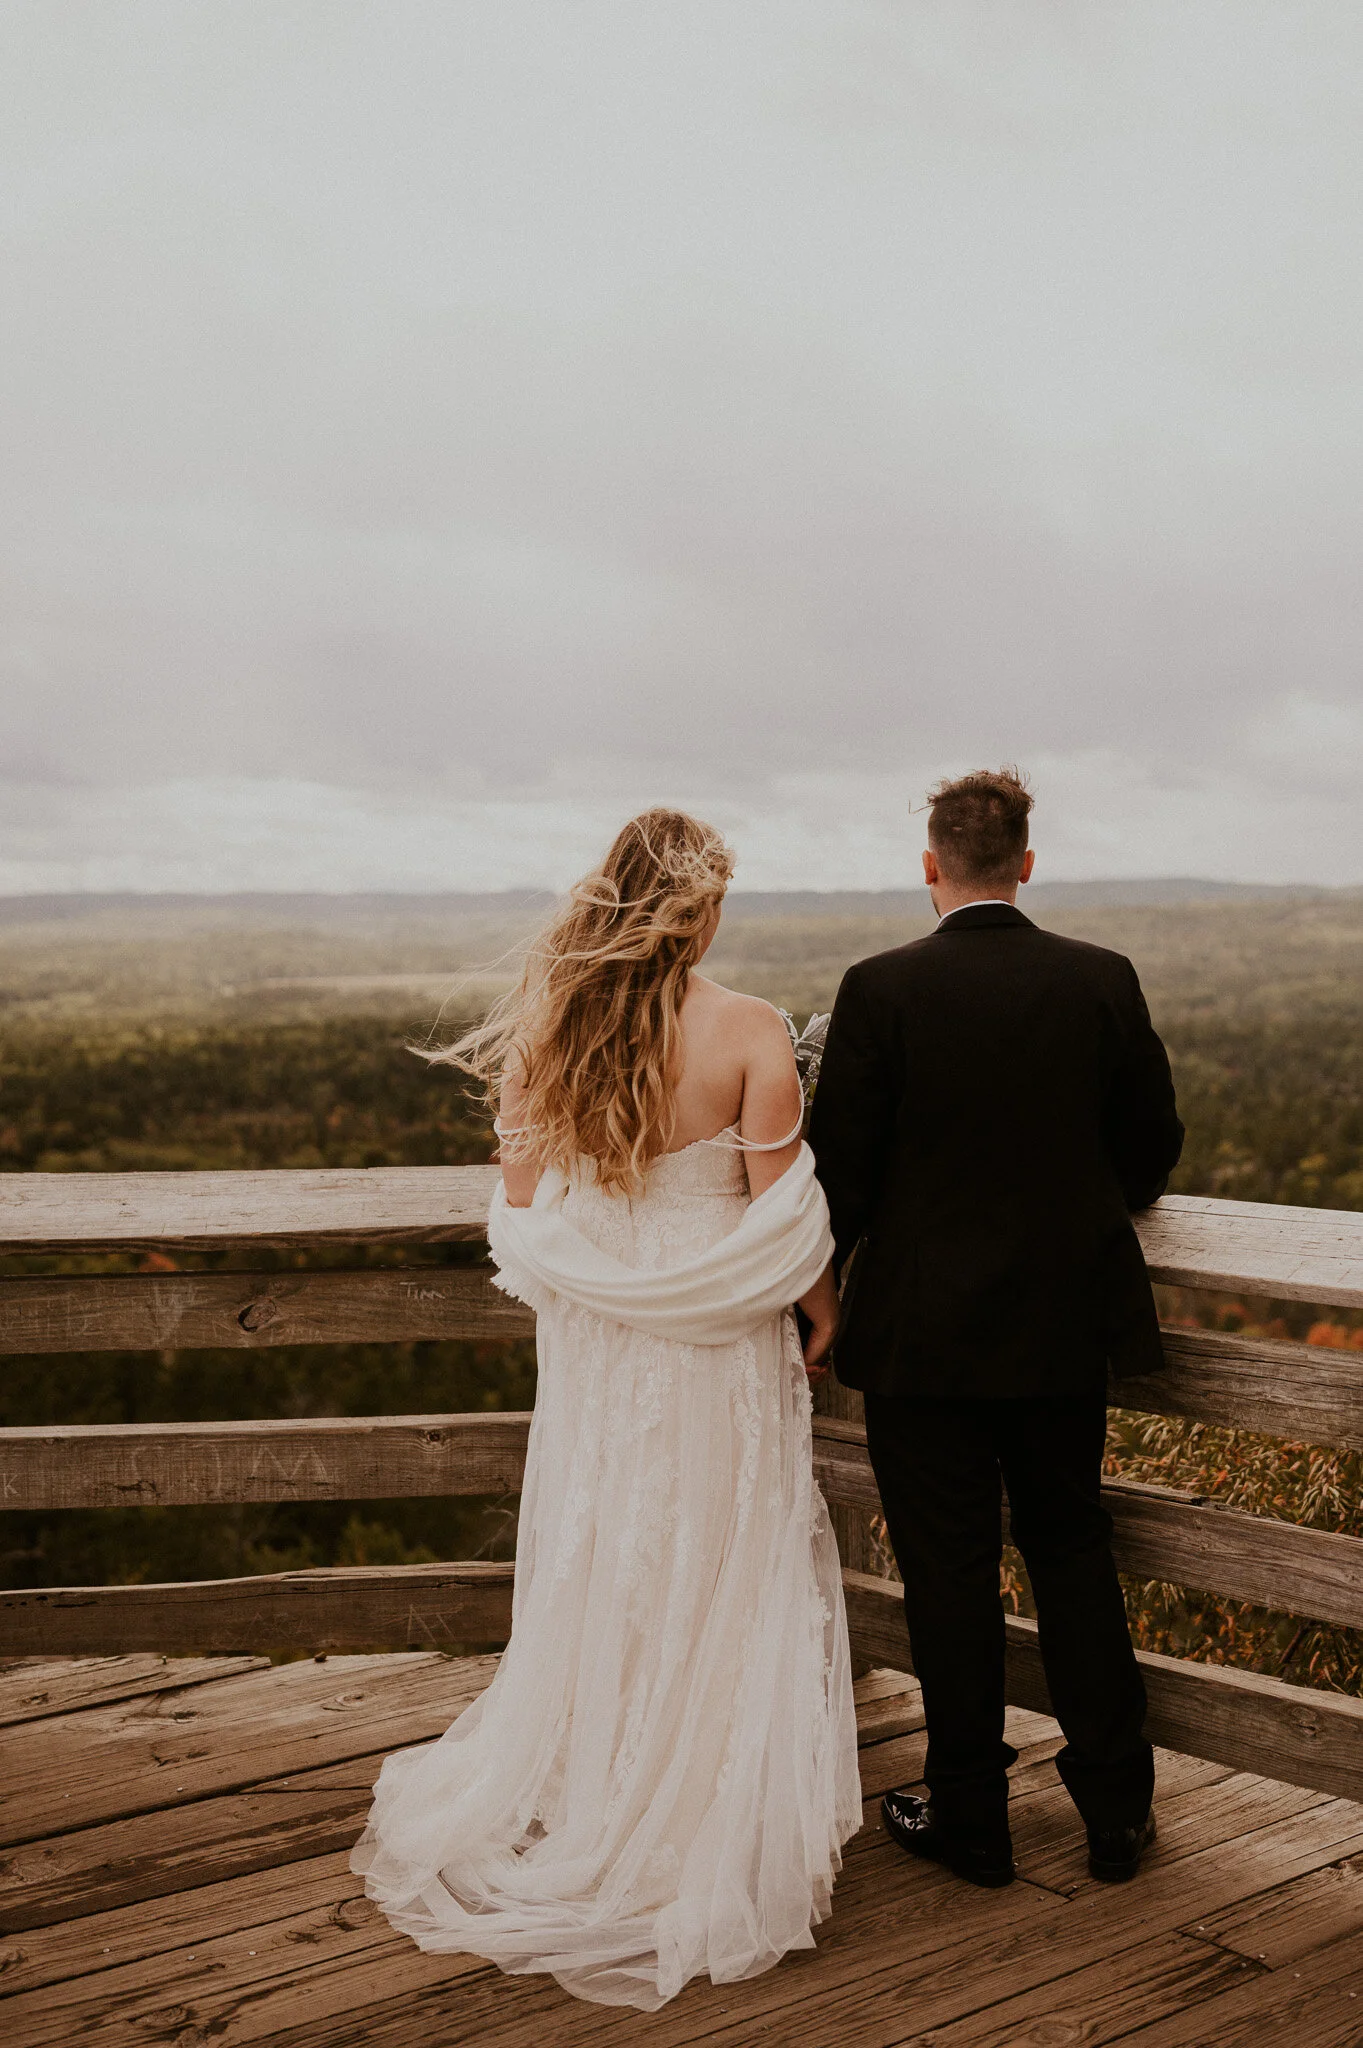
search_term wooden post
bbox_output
[813,1376,879,1575]
[813,1378,883,1678]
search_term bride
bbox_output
[352,808,860,2011]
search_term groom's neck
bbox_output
[929,877,1020,919]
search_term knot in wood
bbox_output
[237,1296,280,1333]
[135,2005,195,2035]
[331,1896,377,1929]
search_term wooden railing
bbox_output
[2,1171,1362,1803]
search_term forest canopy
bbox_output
[1,888,1360,1686]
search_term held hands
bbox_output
[797,1259,841,1383]
[802,1303,838,1382]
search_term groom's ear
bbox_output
[922,849,939,887]
[1019,850,1036,885]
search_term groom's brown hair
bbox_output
[926,765,1033,887]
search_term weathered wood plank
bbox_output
[0,1853,476,2048]
[0,1654,268,1727]
[6,1681,1363,2048]
[0,1164,498,1255]
[1117,1324,1363,1451]
[5,1407,874,1517]
[849,1666,924,1748]
[0,1661,917,1938]
[2,1174,1359,1305]
[1017,1761,1316,1898]
[0,1560,515,1657]
[812,1449,881,1512]
[0,1758,386,1936]
[37,1754,1343,2048]
[0,1265,534,1356]
[813,1373,879,1583]
[854,1707,1066,1809]
[0,1848,370,1999]
[1097,1475,1363,1630]
[1186,1852,1363,1969]
[816,1421,1363,1630]
[5,1302,1355,1463]
[0,1412,533,1509]
[0,1651,497,1848]
[898,1930,1262,2047]
[261,1793,1363,2048]
[10,1393,1361,1630]
[841,1571,1363,1803]
[1134,1194,1363,1310]
[640,1802,1363,2048]
[1118,1925,1363,2047]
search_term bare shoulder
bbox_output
[690,978,791,1049]
[683,974,789,1064]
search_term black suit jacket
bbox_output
[809,904,1184,1398]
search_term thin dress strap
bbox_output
[492,1117,537,1141]
[701,1106,805,1152]
[494,1107,805,1152]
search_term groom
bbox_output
[810,767,1183,1889]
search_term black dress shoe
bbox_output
[1087,1811,1157,1882]
[880,1790,1015,1889]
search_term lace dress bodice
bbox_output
[563,1131,750,1270]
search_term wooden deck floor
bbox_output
[2,1654,1362,2046]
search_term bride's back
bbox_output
[667,974,803,1184]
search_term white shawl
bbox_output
[486,1142,833,1348]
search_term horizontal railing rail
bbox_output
[6,1409,1361,1629]
[3,1296,1361,1451]
[839,1575,1363,1804]
[0,1411,532,1508]
[3,1552,1360,1803]
[4,1169,1362,1303]
[2,1170,1361,1803]
[0,1266,534,1354]
[0,1560,515,1658]
[0,1165,496,1255]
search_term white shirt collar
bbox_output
[935,898,1018,927]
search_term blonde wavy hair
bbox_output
[433,809,735,1194]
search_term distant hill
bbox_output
[0,890,557,928]
[724,880,1351,918]
[0,880,1351,929]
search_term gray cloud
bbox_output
[2,1,1361,885]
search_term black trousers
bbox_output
[863,1391,1153,1841]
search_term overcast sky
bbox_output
[3,1,1361,892]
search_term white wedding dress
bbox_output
[351,1133,861,2010]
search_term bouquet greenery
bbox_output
[778,1009,831,1126]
